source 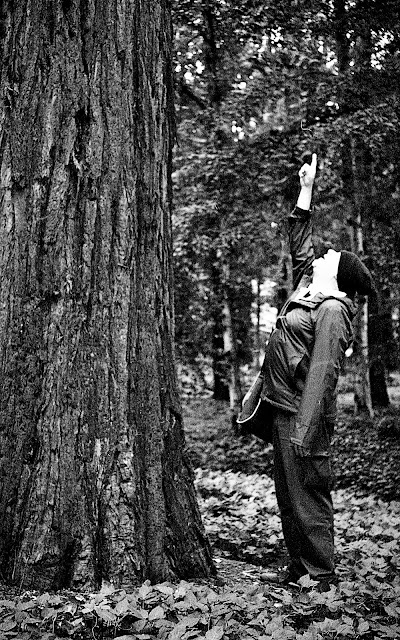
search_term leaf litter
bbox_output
[0,470,399,639]
[0,397,400,639]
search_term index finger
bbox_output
[311,153,317,170]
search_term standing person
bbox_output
[262,153,375,589]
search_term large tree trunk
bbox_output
[0,0,214,591]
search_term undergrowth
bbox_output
[1,470,399,639]
[183,397,400,502]
[0,390,399,639]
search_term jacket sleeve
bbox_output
[290,299,353,450]
[288,206,315,290]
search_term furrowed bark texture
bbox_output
[0,0,214,590]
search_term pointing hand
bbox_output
[298,153,317,189]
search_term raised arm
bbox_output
[297,153,317,209]
[288,154,317,290]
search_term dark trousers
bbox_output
[273,409,335,579]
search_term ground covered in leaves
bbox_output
[183,375,400,502]
[1,381,400,640]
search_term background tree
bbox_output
[0,0,214,590]
[173,0,285,404]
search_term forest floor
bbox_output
[1,376,400,639]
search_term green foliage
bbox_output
[172,0,400,376]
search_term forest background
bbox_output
[1,0,400,639]
[175,0,400,636]
[172,0,400,417]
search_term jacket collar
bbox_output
[278,276,356,318]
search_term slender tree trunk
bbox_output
[209,259,229,400]
[254,277,262,368]
[346,178,374,417]
[348,178,373,417]
[352,300,374,416]
[222,299,242,413]
[339,142,373,415]
[349,2,378,415]
[221,262,242,417]
[0,0,214,591]
[334,0,350,72]
[367,244,391,408]
[335,0,375,416]
[211,323,230,400]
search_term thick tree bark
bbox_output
[0,0,214,590]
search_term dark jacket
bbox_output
[262,206,355,450]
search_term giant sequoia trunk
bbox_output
[0,0,214,590]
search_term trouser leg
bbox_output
[273,418,303,575]
[273,409,335,579]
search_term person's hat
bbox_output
[337,250,374,299]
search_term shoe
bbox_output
[316,574,338,592]
[281,561,308,586]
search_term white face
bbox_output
[312,249,341,281]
